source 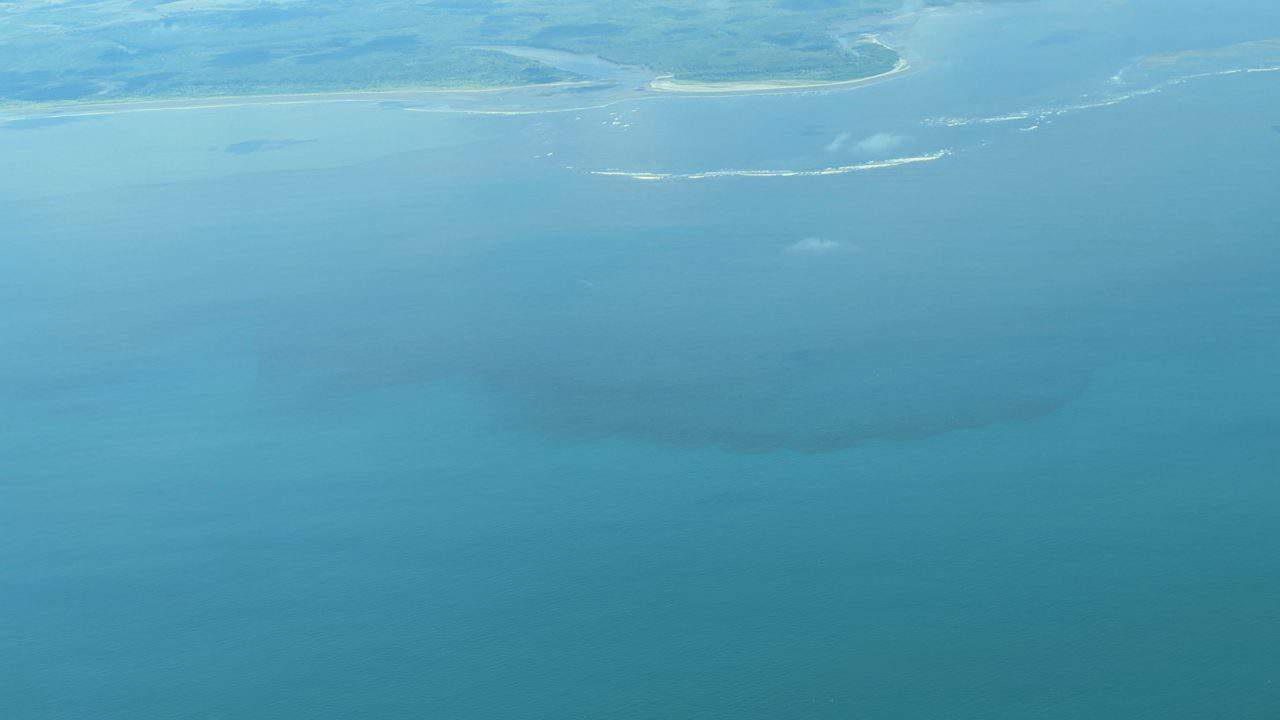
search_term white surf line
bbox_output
[401,67,917,117]
[924,64,1280,129]
[0,82,608,122]
[588,150,950,181]
[2,97,383,122]
[397,85,838,117]
[0,67,867,123]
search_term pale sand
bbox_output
[648,57,909,94]
[0,80,604,120]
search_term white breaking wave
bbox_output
[925,62,1280,129]
[588,150,951,181]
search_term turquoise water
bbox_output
[4,0,1280,716]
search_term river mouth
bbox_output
[472,45,656,84]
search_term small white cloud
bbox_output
[824,131,852,153]
[786,237,843,255]
[854,132,907,154]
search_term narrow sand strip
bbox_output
[648,58,909,94]
[0,81,604,121]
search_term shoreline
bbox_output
[647,57,910,94]
[0,80,605,120]
[1,39,913,120]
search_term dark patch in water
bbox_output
[1,116,98,131]
[243,233,1089,453]
[16,145,1120,454]
[224,138,313,155]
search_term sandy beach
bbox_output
[647,58,910,94]
[0,80,605,121]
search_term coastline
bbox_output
[647,57,910,94]
[0,80,605,120]
[0,36,913,120]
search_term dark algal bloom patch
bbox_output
[1,116,97,131]
[224,138,312,155]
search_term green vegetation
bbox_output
[0,0,905,103]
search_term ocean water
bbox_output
[3,0,1280,717]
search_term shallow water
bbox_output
[4,0,1280,717]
